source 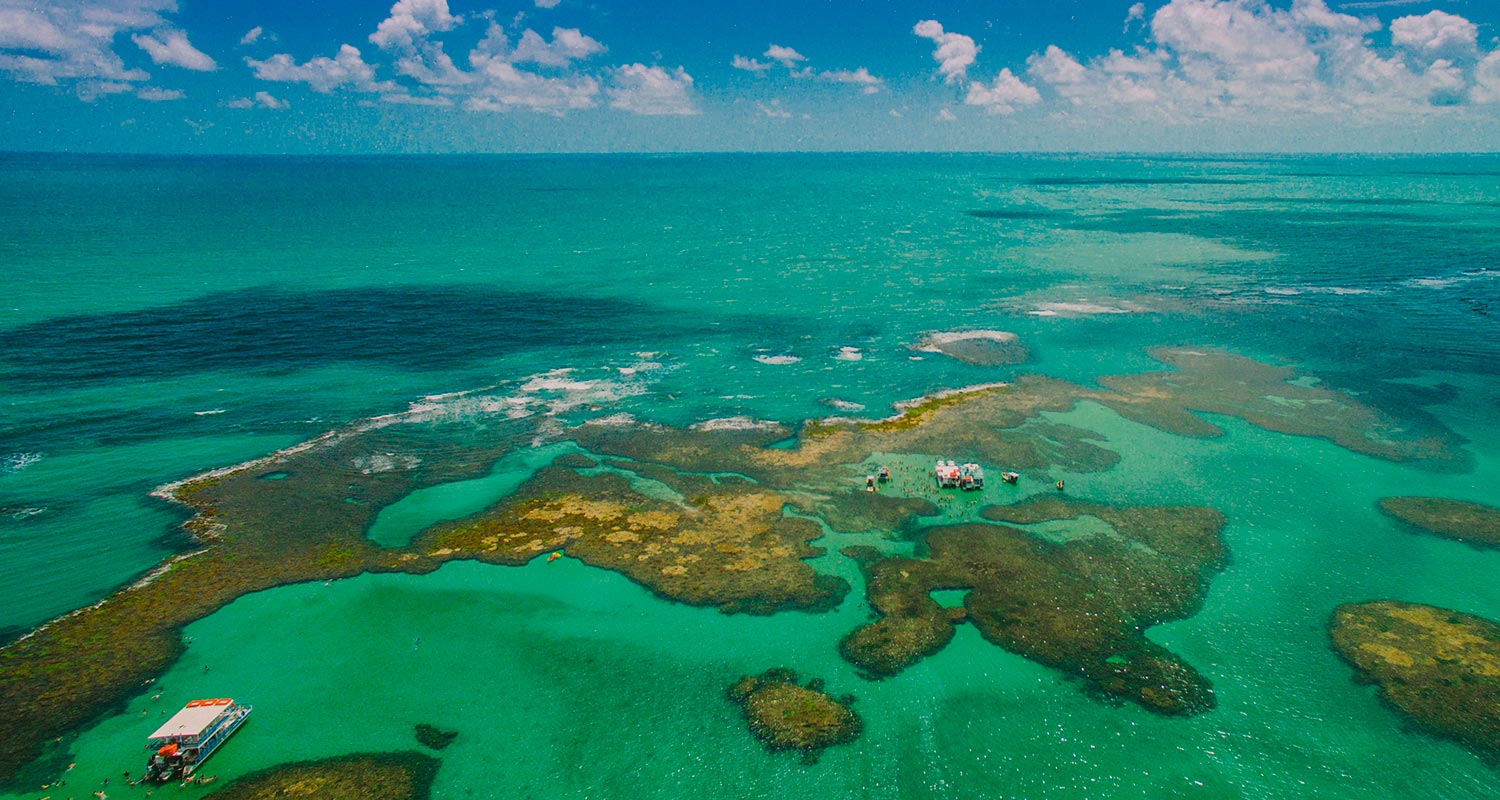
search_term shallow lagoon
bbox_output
[4,154,1500,798]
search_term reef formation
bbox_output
[1378,497,1500,549]
[414,723,458,751]
[201,752,439,800]
[727,669,862,763]
[1330,601,1500,758]
[913,330,1031,366]
[841,496,1227,714]
[0,347,1463,782]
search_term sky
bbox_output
[1,0,1498,153]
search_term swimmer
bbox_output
[1055,480,1065,491]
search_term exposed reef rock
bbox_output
[419,466,848,615]
[727,668,862,762]
[841,496,1226,715]
[201,752,439,800]
[1378,497,1500,549]
[913,329,1031,366]
[1331,601,1500,758]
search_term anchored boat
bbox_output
[144,697,251,783]
[934,460,962,488]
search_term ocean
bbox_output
[1,152,1499,798]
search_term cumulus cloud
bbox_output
[466,27,599,112]
[0,0,173,86]
[535,0,561,7]
[965,68,1041,113]
[818,67,884,94]
[607,64,698,115]
[228,90,289,109]
[765,44,806,68]
[935,108,957,121]
[1008,0,1499,123]
[1475,52,1500,104]
[247,44,390,93]
[240,26,263,46]
[913,19,978,84]
[1390,11,1477,59]
[370,0,459,51]
[511,27,605,67]
[732,54,770,73]
[132,29,217,71]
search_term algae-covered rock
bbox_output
[1331,601,1500,758]
[842,496,1226,715]
[727,669,862,763]
[1378,497,1500,549]
[202,752,439,800]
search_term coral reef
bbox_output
[201,752,439,800]
[841,496,1226,715]
[912,329,1031,366]
[727,668,862,763]
[1331,601,1500,758]
[1378,497,1500,549]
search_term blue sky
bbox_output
[1,0,1498,152]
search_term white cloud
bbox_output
[136,86,182,101]
[935,108,957,121]
[240,26,263,46]
[370,0,459,51]
[0,0,172,86]
[965,67,1041,113]
[765,44,806,68]
[512,27,605,67]
[913,19,979,84]
[248,44,392,93]
[819,67,883,94]
[607,64,698,115]
[1390,11,1477,59]
[732,54,770,73]
[756,100,791,118]
[226,90,288,110]
[1475,52,1500,103]
[132,29,217,71]
[535,0,561,7]
[1125,2,1147,30]
[466,32,599,113]
[1007,0,1498,123]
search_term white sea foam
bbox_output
[6,506,46,520]
[193,409,226,416]
[834,346,864,361]
[1265,285,1376,297]
[2,452,41,474]
[823,398,867,412]
[754,354,802,365]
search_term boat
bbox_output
[959,463,985,490]
[143,698,251,784]
[934,460,962,488]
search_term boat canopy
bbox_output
[148,698,236,742]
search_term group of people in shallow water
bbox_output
[864,464,1063,491]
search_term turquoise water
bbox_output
[3,153,1500,797]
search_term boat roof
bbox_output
[148,699,235,740]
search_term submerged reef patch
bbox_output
[1331,601,1500,759]
[841,496,1226,715]
[727,668,862,763]
[414,723,459,751]
[201,751,440,800]
[1378,497,1500,549]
